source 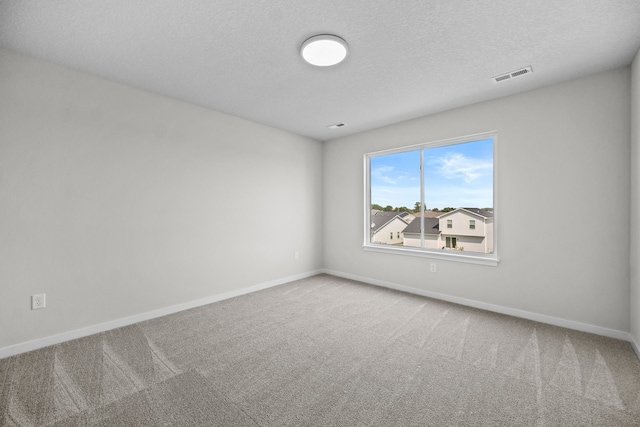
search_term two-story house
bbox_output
[401,208,493,253]
[438,208,494,253]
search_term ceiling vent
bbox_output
[492,66,533,83]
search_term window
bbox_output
[364,131,497,266]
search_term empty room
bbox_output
[2,1,640,425]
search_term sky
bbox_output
[370,138,493,210]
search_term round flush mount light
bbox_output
[301,34,349,66]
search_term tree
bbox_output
[372,203,434,214]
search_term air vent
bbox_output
[327,123,345,129]
[492,66,533,83]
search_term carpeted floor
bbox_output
[1,274,640,426]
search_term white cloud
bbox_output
[371,166,397,184]
[432,153,492,183]
[371,185,420,208]
[371,165,416,185]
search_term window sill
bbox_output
[362,244,499,267]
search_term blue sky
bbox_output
[370,138,493,210]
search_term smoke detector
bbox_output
[327,123,345,129]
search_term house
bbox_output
[401,208,493,253]
[437,208,494,253]
[370,210,413,244]
[402,216,441,248]
[412,210,444,218]
[1,0,639,384]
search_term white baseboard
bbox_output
[322,269,633,343]
[5,269,637,362]
[0,270,322,360]
[631,335,640,361]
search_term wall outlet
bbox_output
[31,293,46,310]
[430,263,437,273]
[294,251,299,261]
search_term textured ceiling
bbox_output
[1,0,639,141]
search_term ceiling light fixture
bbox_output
[301,35,349,67]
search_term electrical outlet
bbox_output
[430,263,437,273]
[32,293,46,310]
[294,251,299,261]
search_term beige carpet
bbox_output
[1,274,640,426]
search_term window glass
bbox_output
[365,132,496,263]
[369,150,420,245]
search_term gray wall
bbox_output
[1,46,636,353]
[0,49,324,349]
[324,67,631,332]
[632,49,640,347]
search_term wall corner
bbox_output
[630,48,640,347]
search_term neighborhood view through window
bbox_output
[366,133,495,258]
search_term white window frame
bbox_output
[363,131,499,266]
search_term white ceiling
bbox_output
[1,1,639,141]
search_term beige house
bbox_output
[402,208,494,254]
[370,211,413,245]
[438,208,494,253]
